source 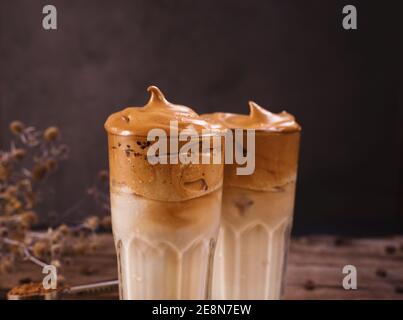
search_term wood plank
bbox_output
[1,234,402,300]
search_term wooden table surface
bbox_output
[1,234,403,300]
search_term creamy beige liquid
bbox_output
[111,188,222,299]
[213,183,295,299]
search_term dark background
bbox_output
[0,0,402,235]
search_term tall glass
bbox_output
[213,130,300,299]
[107,133,223,300]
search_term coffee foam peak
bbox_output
[203,101,300,132]
[105,86,220,136]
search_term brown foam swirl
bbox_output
[202,102,300,191]
[105,86,224,201]
[107,133,224,201]
[105,86,220,136]
[223,131,300,191]
[203,101,300,133]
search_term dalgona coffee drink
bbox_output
[203,102,301,300]
[105,86,224,299]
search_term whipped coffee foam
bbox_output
[105,86,221,136]
[202,101,300,133]
[105,86,223,202]
[203,102,300,191]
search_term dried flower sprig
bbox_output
[0,121,111,278]
[1,121,68,216]
[2,237,47,268]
